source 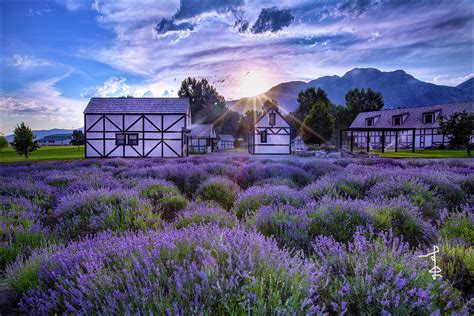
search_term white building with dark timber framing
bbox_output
[248,108,291,155]
[188,124,216,153]
[84,97,191,158]
[342,101,473,152]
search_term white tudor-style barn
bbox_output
[84,98,191,158]
[217,134,235,150]
[248,108,291,155]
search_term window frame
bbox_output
[366,118,374,127]
[115,133,126,145]
[423,112,434,124]
[269,112,276,126]
[128,133,139,146]
[260,131,268,143]
[392,115,403,126]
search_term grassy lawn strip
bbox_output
[372,149,471,158]
[0,146,84,163]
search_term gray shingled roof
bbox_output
[350,101,473,129]
[190,124,215,138]
[218,134,235,142]
[84,98,190,114]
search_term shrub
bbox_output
[19,227,314,314]
[370,199,437,248]
[439,209,473,245]
[306,197,375,243]
[309,229,465,315]
[233,185,309,219]
[164,163,209,196]
[253,205,309,251]
[195,177,240,210]
[54,189,161,239]
[137,179,188,221]
[0,180,56,209]
[439,241,474,297]
[174,203,237,229]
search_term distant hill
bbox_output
[228,68,473,113]
[5,128,84,143]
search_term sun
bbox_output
[237,71,270,97]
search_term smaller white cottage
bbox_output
[188,124,216,153]
[217,134,235,150]
[248,107,291,155]
[37,134,72,146]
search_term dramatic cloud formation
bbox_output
[251,7,295,34]
[1,0,472,133]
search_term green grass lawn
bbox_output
[372,149,472,158]
[0,146,84,163]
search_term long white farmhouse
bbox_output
[84,97,191,158]
[248,108,291,155]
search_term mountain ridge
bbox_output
[228,68,473,113]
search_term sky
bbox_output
[0,0,473,134]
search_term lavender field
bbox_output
[1,156,473,314]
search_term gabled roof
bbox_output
[218,134,235,141]
[37,133,72,141]
[350,101,473,129]
[255,107,290,127]
[84,97,190,114]
[190,124,215,138]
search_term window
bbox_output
[423,113,434,124]
[392,115,403,126]
[269,112,276,126]
[115,133,126,145]
[366,118,374,127]
[128,133,138,146]
[260,131,268,143]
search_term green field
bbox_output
[372,149,472,158]
[0,146,84,163]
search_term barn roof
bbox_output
[350,101,473,129]
[218,134,235,141]
[84,97,190,114]
[37,133,71,141]
[190,124,215,138]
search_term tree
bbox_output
[12,122,38,160]
[343,88,383,125]
[293,88,333,133]
[0,135,8,153]
[262,99,278,112]
[438,111,473,156]
[71,129,84,150]
[216,110,241,137]
[239,109,262,139]
[301,100,335,145]
[178,77,227,124]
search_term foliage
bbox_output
[174,203,237,229]
[196,177,240,210]
[0,135,8,152]
[262,99,279,112]
[12,122,39,160]
[178,77,227,124]
[70,129,84,150]
[438,110,474,155]
[301,99,335,144]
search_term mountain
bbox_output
[228,68,473,113]
[5,128,84,143]
[456,77,473,93]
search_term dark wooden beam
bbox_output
[350,131,354,152]
[412,128,416,153]
[366,131,370,153]
[381,130,385,153]
[395,130,398,152]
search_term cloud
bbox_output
[173,0,244,20]
[0,73,84,134]
[154,18,194,35]
[11,55,51,69]
[251,7,295,34]
[433,73,474,86]
[56,0,89,12]
[332,0,386,18]
[81,76,131,98]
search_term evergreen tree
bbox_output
[293,88,333,133]
[12,122,38,160]
[262,99,278,112]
